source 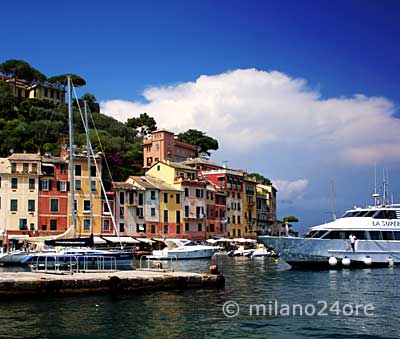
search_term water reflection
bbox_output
[0,258,399,338]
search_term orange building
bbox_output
[143,129,197,169]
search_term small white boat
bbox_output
[250,244,272,258]
[150,239,219,260]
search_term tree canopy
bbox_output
[47,74,86,88]
[248,172,271,185]
[283,215,299,223]
[126,113,157,136]
[0,59,46,83]
[176,129,219,157]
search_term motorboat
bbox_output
[250,244,275,258]
[258,202,400,269]
[150,239,219,260]
[22,247,134,269]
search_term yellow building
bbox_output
[66,151,103,235]
[242,176,258,238]
[0,153,41,238]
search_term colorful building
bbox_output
[146,161,207,241]
[242,176,258,238]
[62,148,103,235]
[38,155,69,235]
[206,182,227,238]
[202,168,244,238]
[143,129,197,169]
[0,153,41,240]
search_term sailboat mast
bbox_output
[84,101,93,234]
[68,76,76,231]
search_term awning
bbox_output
[206,239,219,244]
[102,236,140,244]
[136,238,156,244]
[8,235,30,240]
[94,236,107,244]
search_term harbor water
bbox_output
[0,256,399,339]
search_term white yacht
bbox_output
[150,239,219,260]
[258,203,400,269]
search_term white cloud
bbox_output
[273,179,309,204]
[100,68,400,165]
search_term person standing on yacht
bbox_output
[349,233,357,252]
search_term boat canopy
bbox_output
[102,236,140,244]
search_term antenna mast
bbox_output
[330,179,336,221]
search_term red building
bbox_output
[206,182,227,238]
[38,156,69,235]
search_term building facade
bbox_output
[143,130,197,169]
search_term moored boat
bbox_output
[150,239,219,260]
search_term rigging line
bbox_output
[71,84,122,246]
[43,77,68,141]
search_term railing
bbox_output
[139,254,176,272]
[31,255,117,274]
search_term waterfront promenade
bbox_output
[0,269,224,297]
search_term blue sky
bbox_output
[2,0,400,232]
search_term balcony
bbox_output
[174,176,207,185]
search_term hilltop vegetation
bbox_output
[0,59,220,183]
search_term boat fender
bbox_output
[388,257,394,267]
[342,257,351,267]
[363,256,372,266]
[328,256,338,266]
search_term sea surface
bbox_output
[0,256,399,339]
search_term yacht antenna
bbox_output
[372,163,380,206]
[330,179,336,221]
[382,169,387,205]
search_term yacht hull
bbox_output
[258,236,400,269]
[152,248,217,260]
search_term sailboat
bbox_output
[0,76,134,269]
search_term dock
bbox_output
[0,270,225,297]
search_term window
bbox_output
[11,163,16,173]
[137,207,144,218]
[29,178,35,190]
[157,164,160,171]
[237,203,241,211]
[42,224,47,231]
[59,181,67,192]
[238,216,241,224]
[185,188,189,197]
[210,224,215,232]
[196,189,204,198]
[120,223,125,233]
[103,202,110,214]
[11,178,18,189]
[84,200,90,212]
[75,165,81,176]
[237,192,241,199]
[60,164,66,174]
[81,219,90,231]
[151,190,156,200]
[137,224,146,233]
[41,179,50,191]
[232,192,235,199]
[120,206,124,218]
[164,225,168,234]
[198,223,202,232]
[164,210,169,222]
[23,163,28,173]
[91,181,96,192]
[164,193,168,203]
[10,199,18,212]
[103,219,110,231]
[73,200,77,212]
[138,193,144,205]
[176,225,181,234]
[119,191,125,205]
[185,223,189,231]
[196,206,203,218]
[220,223,223,232]
[151,208,156,217]
[30,223,34,231]
[128,191,134,205]
[151,224,156,233]
[75,180,82,191]
[28,200,35,212]
[176,194,180,204]
[176,210,181,224]
[233,216,236,224]
[31,163,37,174]
[185,205,189,218]
[50,199,59,213]
[50,220,57,231]
[19,219,27,230]
[90,166,96,177]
